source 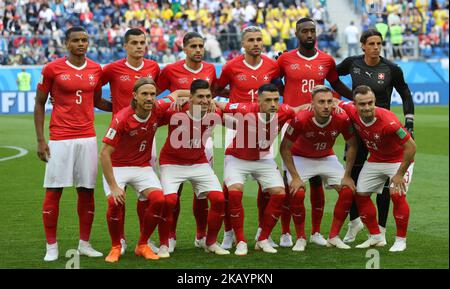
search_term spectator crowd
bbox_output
[0,0,448,65]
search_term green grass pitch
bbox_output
[0,106,448,269]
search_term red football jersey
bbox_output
[102,59,160,115]
[216,54,280,103]
[102,98,173,167]
[37,57,102,140]
[339,101,411,163]
[284,110,354,158]
[159,106,223,165]
[223,102,295,160]
[277,49,339,106]
[157,60,217,92]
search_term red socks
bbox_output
[329,187,354,239]
[106,196,124,247]
[280,192,292,234]
[355,194,381,235]
[258,194,285,241]
[391,193,410,238]
[257,183,270,229]
[138,190,165,245]
[137,199,148,235]
[290,189,306,239]
[42,190,62,244]
[310,184,325,234]
[228,190,245,243]
[77,189,95,242]
[222,184,232,232]
[205,191,225,246]
[193,196,209,239]
[160,194,178,246]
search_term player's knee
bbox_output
[165,193,178,209]
[208,191,225,212]
[268,187,285,196]
[228,190,243,209]
[228,184,244,192]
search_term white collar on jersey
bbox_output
[296,50,319,61]
[187,110,208,121]
[183,63,204,74]
[243,58,264,70]
[65,60,87,70]
[133,112,152,123]
[125,60,144,71]
[359,116,377,127]
[258,112,276,124]
[313,116,332,128]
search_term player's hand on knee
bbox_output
[341,176,356,192]
[112,187,126,205]
[389,174,407,196]
[37,140,50,162]
[289,177,305,194]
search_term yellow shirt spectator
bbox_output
[298,4,310,18]
[281,18,291,40]
[161,8,174,21]
[261,28,272,46]
[434,9,449,27]
[274,40,287,52]
[256,9,264,24]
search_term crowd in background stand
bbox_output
[0,0,448,65]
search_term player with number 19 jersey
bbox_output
[277,50,339,106]
[216,54,280,103]
[37,57,102,140]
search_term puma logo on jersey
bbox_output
[305,64,312,69]
[318,131,326,136]
[75,74,83,79]
[365,71,373,77]
[251,75,258,80]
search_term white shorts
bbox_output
[103,166,162,200]
[44,137,98,188]
[224,155,284,191]
[286,155,345,188]
[357,162,415,194]
[160,164,222,199]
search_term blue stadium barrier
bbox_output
[0,60,448,114]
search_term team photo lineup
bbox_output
[0,0,448,270]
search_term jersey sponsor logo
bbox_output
[396,128,407,139]
[290,64,300,70]
[120,75,131,81]
[378,73,385,80]
[60,74,71,81]
[106,128,117,140]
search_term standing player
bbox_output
[336,29,415,244]
[158,79,229,257]
[214,26,281,249]
[337,85,415,252]
[276,17,353,248]
[215,84,302,255]
[100,78,176,263]
[280,85,358,251]
[34,26,112,261]
[156,32,218,252]
[101,28,162,255]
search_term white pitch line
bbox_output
[0,146,28,162]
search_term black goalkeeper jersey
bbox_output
[336,55,414,116]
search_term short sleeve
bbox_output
[216,63,231,89]
[37,64,54,94]
[102,116,124,147]
[284,116,302,143]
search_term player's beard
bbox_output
[300,40,315,50]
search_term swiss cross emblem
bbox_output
[374,133,380,140]
[263,75,269,81]
[318,65,324,70]
[378,73,385,80]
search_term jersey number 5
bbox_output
[76,90,83,104]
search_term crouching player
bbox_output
[338,85,416,252]
[100,78,180,263]
[280,85,358,251]
[158,79,229,257]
